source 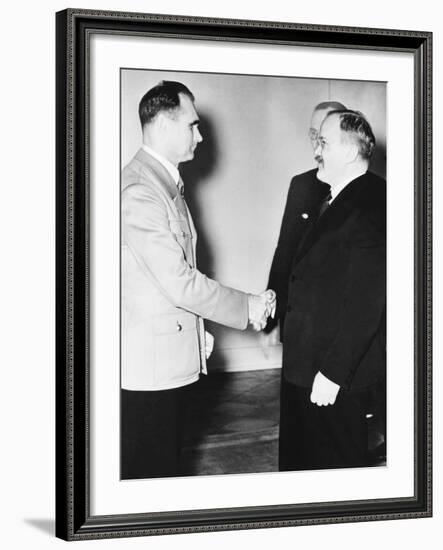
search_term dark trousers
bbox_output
[121,382,196,480]
[279,376,375,471]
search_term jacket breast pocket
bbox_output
[169,218,192,243]
[153,311,200,386]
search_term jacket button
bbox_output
[287,305,292,313]
[290,275,296,283]
[176,322,183,332]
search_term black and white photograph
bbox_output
[120,69,387,480]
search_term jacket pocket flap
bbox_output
[169,218,191,237]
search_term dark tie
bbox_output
[176,177,188,218]
[178,179,185,198]
[317,191,332,219]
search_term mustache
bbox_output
[315,155,323,164]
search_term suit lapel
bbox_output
[134,148,197,255]
[134,148,183,218]
[293,174,368,265]
[293,202,325,263]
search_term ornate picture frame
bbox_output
[55,8,432,540]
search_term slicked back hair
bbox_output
[314,101,347,113]
[138,81,195,128]
[327,109,376,160]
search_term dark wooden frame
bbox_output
[55,8,432,541]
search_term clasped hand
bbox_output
[310,371,340,406]
[248,290,276,331]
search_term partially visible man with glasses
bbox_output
[264,101,346,339]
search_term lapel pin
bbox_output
[301,213,309,219]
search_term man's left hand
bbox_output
[310,371,340,406]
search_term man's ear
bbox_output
[345,142,359,164]
[156,112,169,133]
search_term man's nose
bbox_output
[195,127,203,143]
[313,141,321,156]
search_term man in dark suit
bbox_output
[278,110,386,471]
[266,101,346,338]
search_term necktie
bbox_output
[176,178,188,218]
[178,179,185,198]
[317,191,332,219]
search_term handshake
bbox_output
[247,290,276,331]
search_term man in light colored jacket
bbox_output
[121,80,275,479]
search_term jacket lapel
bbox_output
[134,148,182,218]
[294,173,368,265]
[134,148,197,254]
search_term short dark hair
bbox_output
[138,81,195,128]
[327,109,376,160]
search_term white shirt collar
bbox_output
[329,168,367,203]
[142,144,181,186]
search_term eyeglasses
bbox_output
[308,128,319,142]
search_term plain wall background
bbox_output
[122,70,386,371]
[0,1,441,549]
